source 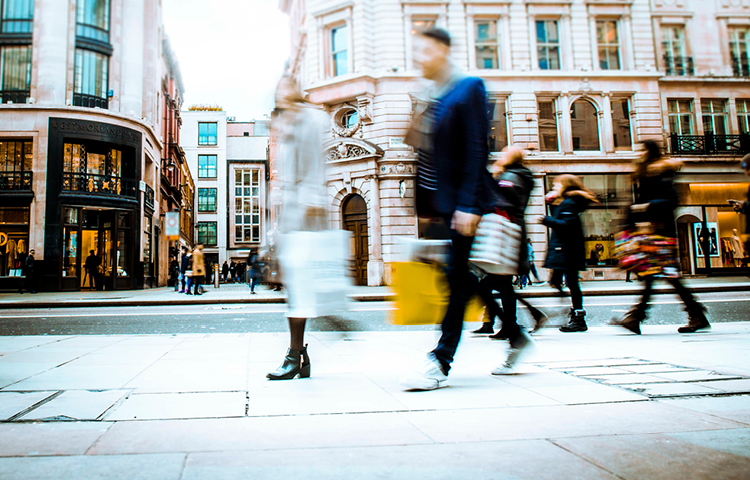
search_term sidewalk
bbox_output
[1,276,749,309]
[0,324,749,478]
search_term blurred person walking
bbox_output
[170,255,180,291]
[191,245,205,296]
[18,249,37,294]
[229,261,236,283]
[266,74,329,381]
[83,250,100,290]
[248,250,261,294]
[400,28,489,390]
[179,247,189,293]
[221,261,229,283]
[613,140,709,334]
[536,175,597,332]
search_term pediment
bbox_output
[323,137,384,163]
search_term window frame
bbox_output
[668,99,695,135]
[487,96,508,153]
[535,19,561,70]
[198,122,218,146]
[73,48,109,100]
[1,0,34,34]
[610,97,633,152]
[233,167,262,244]
[701,99,728,136]
[330,23,349,77]
[595,19,621,71]
[197,154,217,179]
[0,44,32,103]
[76,0,110,43]
[197,222,217,247]
[474,19,500,70]
[197,187,217,213]
[537,98,560,152]
[737,99,750,134]
[728,26,750,77]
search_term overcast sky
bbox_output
[162,0,290,121]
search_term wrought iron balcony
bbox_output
[0,90,29,104]
[670,134,750,155]
[62,172,137,198]
[663,54,694,76]
[731,56,750,77]
[73,93,108,109]
[0,171,32,191]
[144,183,155,210]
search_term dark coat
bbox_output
[430,76,489,217]
[630,160,681,238]
[542,193,592,271]
[22,254,34,276]
[180,253,189,274]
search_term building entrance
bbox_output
[343,194,368,286]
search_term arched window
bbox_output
[570,99,600,151]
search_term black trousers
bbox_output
[549,269,583,310]
[635,275,699,316]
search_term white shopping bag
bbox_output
[278,229,353,318]
[469,213,522,275]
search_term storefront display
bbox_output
[0,208,30,278]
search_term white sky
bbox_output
[162,0,290,121]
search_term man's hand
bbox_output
[533,215,546,224]
[630,203,649,213]
[729,199,743,212]
[451,211,481,237]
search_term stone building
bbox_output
[0,0,185,291]
[279,0,750,284]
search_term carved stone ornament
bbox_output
[330,104,363,138]
[323,137,384,163]
[327,142,369,161]
[379,162,415,175]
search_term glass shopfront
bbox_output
[0,207,30,278]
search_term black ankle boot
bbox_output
[267,346,310,380]
[560,309,587,332]
[473,323,494,334]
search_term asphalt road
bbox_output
[0,291,748,336]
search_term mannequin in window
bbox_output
[730,229,745,266]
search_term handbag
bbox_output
[469,213,523,275]
[614,224,679,277]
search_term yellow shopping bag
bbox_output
[390,261,485,325]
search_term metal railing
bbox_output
[0,171,32,191]
[0,90,29,104]
[663,55,694,76]
[670,134,750,155]
[62,172,137,198]
[73,93,108,109]
[731,56,750,77]
[144,183,155,210]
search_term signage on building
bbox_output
[165,212,180,241]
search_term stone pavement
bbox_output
[0,322,749,479]
[1,276,749,309]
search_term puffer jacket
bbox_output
[630,159,681,238]
[542,192,592,271]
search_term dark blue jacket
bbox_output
[630,162,680,238]
[431,76,489,217]
[542,193,592,271]
[180,253,189,274]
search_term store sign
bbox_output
[165,212,180,241]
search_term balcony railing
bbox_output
[0,171,32,191]
[731,56,750,77]
[663,55,694,76]
[73,93,108,109]
[62,172,137,198]
[144,183,155,210]
[670,134,750,155]
[0,90,29,104]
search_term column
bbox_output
[119,0,144,117]
[559,93,573,153]
[367,175,384,286]
[602,93,615,153]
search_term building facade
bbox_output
[280,0,750,284]
[0,0,184,291]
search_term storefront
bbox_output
[42,118,144,291]
[0,139,34,290]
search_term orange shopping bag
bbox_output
[390,261,485,325]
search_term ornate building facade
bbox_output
[280,0,750,284]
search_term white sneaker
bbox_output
[492,332,533,375]
[401,355,448,391]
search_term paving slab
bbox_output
[105,391,246,421]
[0,422,112,457]
[692,379,750,393]
[0,391,57,420]
[624,382,725,397]
[124,358,247,394]
[19,390,129,421]
[0,453,186,480]
[661,395,750,425]
[668,428,750,458]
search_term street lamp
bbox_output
[167,160,176,173]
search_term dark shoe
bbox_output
[560,309,587,332]
[17,289,22,294]
[611,307,644,335]
[678,305,710,333]
[300,344,311,378]
[529,307,549,334]
[268,348,304,380]
[490,323,521,340]
[472,323,495,335]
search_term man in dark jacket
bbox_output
[179,247,189,293]
[401,28,490,391]
[18,249,37,294]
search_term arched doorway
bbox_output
[343,194,368,285]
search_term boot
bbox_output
[267,346,311,380]
[300,344,311,377]
[611,306,645,335]
[529,306,549,334]
[678,304,710,333]
[559,309,587,332]
[472,323,495,334]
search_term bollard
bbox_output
[214,264,220,288]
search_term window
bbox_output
[73,48,109,107]
[611,98,632,151]
[331,24,348,77]
[0,140,32,190]
[143,215,152,277]
[737,99,750,134]
[76,0,110,43]
[701,99,727,135]
[409,18,436,69]
[198,188,217,212]
[596,20,620,70]
[197,222,217,246]
[198,155,217,178]
[198,122,217,146]
[538,100,559,151]
[475,20,498,69]
[729,27,750,77]
[536,20,560,70]
[63,143,121,177]
[234,169,261,243]
[488,99,507,152]
[662,25,691,75]
[342,109,358,129]
[668,99,694,135]
[570,99,600,151]
[1,0,34,34]
[0,45,31,104]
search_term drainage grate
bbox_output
[537,357,750,398]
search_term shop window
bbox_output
[570,99,600,151]
[546,175,633,267]
[198,154,217,178]
[198,122,217,146]
[488,98,507,153]
[0,207,30,277]
[62,143,125,195]
[233,169,261,243]
[143,215,151,277]
[611,98,632,151]
[116,211,130,277]
[538,99,559,151]
[668,99,694,135]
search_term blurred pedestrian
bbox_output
[83,250,100,290]
[229,261,236,283]
[18,249,37,294]
[613,140,709,334]
[400,28,489,390]
[170,255,180,291]
[536,174,597,332]
[191,245,205,295]
[222,261,229,283]
[525,238,541,285]
[179,247,189,293]
[248,250,261,294]
[266,74,328,381]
